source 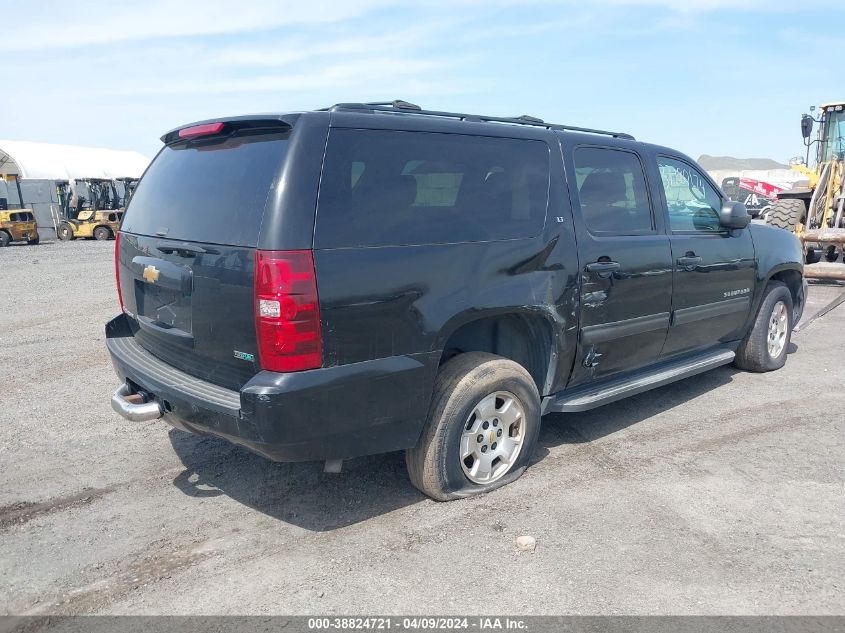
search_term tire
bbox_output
[0,231,9,247]
[805,247,822,265]
[58,222,75,241]
[765,198,805,232]
[734,281,793,373]
[825,245,839,263]
[27,235,39,245]
[93,226,112,241]
[406,352,541,501]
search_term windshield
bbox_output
[820,108,845,163]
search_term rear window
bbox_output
[315,130,550,248]
[122,132,289,247]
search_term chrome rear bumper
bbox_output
[111,384,163,422]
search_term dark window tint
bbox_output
[122,132,289,247]
[657,156,723,232]
[316,130,550,247]
[573,147,653,235]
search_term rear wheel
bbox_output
[58,222,75,241]
[0,231,9,247]
[94,226,112,241]
[406,352,541,501]
[734,281,793,372]
[765,198,805,232]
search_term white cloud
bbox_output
[3,0,832,53]
[0,0,394,51]
[109,57,461,96]
[209,25,439,68]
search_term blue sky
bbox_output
[3,0,843,162]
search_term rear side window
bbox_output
[573,146,653,235]
[315,130,550,248]
[122,132,289,247]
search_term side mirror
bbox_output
[719,200,751,230]
[801,114,814,139]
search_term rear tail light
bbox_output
[254,250,322,372]
[114,231,124,312]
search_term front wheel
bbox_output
[58,223,74,241]
[734,281,793,372]
[406,352,541,501]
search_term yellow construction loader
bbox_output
[768,101,845,281]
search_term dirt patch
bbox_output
[0,488,114,531]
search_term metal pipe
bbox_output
[803,263,845,281]
[800,228,845,244]
[794,286,845,333]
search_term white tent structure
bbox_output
[0,139,149,180]
[0,140,149,240]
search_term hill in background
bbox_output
[697,155,788,171]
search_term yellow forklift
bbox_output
[115,177,139,208]
[768,101,845,281]
[0,178,39,246]
[56,178,122,241]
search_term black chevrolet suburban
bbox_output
[107,101,805,501]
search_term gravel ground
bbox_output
[0,239,843,616]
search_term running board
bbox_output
[544,349,736,413]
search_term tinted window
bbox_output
[573,147,653,235]
[657,156,722,232]
[122,132,289,247]
[316,130,549,248]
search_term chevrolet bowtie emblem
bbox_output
[143,265,160,283]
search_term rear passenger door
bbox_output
[564,143,673,387]
[313,127,555,366]
[653,155,757,357]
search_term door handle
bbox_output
[677,255,702,271]
[585,260,621,279]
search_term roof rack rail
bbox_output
[323,100,635,140]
